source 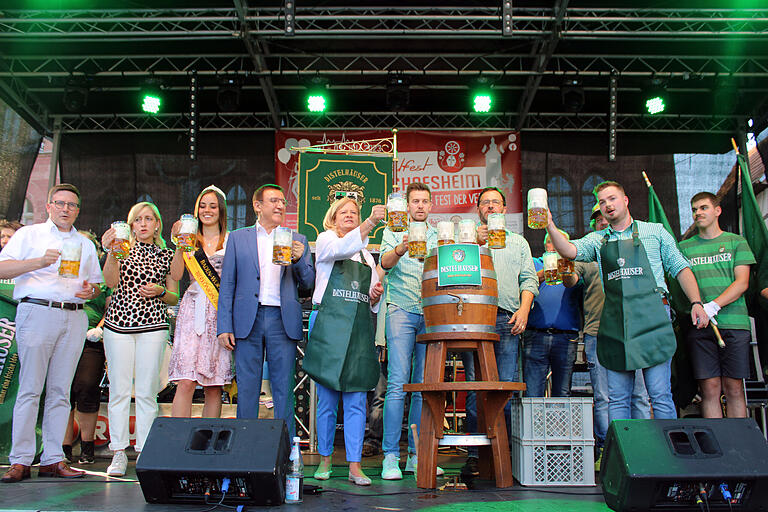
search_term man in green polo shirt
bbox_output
[679,192,755,418]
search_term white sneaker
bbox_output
[381,453,402,480]
[107,450,128,477]
[404,454,444,476]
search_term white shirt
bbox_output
[0,218,104,303]
[256,221,282,306]
[312,226,380,313]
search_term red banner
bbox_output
[276,130,522,232]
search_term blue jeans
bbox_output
[461,310,520,457]
[382,305,426,457]
[522,330,577,397]
[234,306,296,437]
[606,358,676,422]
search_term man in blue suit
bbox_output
[218,184,315,436]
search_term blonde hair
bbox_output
[127,202,167,249]
[323,197,361,234]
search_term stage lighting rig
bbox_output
[63,75,89,113]
[306,76,329,113]
[642,77,668,115]
[471,76,494,113]
[386,74,410,111]
[139,78,164,115]
[561,77,585,113]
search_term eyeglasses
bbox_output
[50,200,80,210]
[260,198,287,206]
[479,199,503,207]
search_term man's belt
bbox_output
[21,297,84,310]
[529,327,579,336]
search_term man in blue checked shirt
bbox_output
[379,182,444,480]
[546,180,709,422]
[461,186,539,477]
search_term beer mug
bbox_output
[176,214,198,252]
[407,221,428,261]
[487,213,506,249]
[111,221,130,260]
[272,227,293,266]
[59,239,82,279]
[527,188,548,229]
[557,256,575,278]
[437,221,455,246]
[386,191,408,232]
[542,251,561,285]
[457,219,477,244]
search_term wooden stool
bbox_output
[404,332,526,489]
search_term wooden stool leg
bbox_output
[423,342,448,383]
[416,392,445,489]
[483,391,514,488]
[476,340,500,381]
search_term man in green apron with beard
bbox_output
[545,180,710,421]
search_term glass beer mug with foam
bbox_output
[407,221,428,260]
[111,221,131,260]
[437,221,455,246]
[527,188,548,229]
[59,239,82,279]
[457,219,477,244]
[272,227,293,266]
[387,191,408,232]
[487,213,506,249]
[176,214,198,252]
[542,251,561,285]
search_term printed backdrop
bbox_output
[276,130,522,235]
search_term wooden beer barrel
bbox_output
[421,246,498,335]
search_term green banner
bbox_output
[437,244,482,286]
[0,293,20,461]
[297,152,391,245]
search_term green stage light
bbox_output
[141,93,162,114]
[645,96,665,115]
[307,94,327,112]
[473,93,492,113]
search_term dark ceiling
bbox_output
[1,1,767,155]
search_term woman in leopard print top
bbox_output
[100,201,178,477]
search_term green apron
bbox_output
[597,222,677,371]
[303,254,379,392]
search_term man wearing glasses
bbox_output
[461,186,538,476]
[217,184,314,437]
[1,184,103,483]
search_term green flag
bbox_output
[738,153,768,311]
[643,172,697,409]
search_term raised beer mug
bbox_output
[437,221,455,246]
[407,221,428,261]
[457,219,477,244]
[557,257,575,278]
[111,221,131,260]
[386,191,408,233]
[272,226,293,266]
[59,239,82,279]
[527,188,548,229]
[487,213,506,249]
[176,214,198,252]
[542,251,562,286]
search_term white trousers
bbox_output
[103,328,167,452]
[10,303,87,466]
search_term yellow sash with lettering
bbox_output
[182,249,220,309]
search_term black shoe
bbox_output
[461,456,480,476]
[63,444,73,464]
[79,441,95,464]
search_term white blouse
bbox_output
[312,226,381,313]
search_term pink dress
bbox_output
[168,248,233,386]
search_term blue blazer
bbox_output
[217,225,315,341]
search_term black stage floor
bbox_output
[0,452,610,512]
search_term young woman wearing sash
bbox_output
[168,186,232,418]
[303,198,386,486]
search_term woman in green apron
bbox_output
[303,198,386,486]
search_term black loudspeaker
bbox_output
[136,418,290,506]
[601,419,768,511]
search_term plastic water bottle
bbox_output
[285,437,304,504]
